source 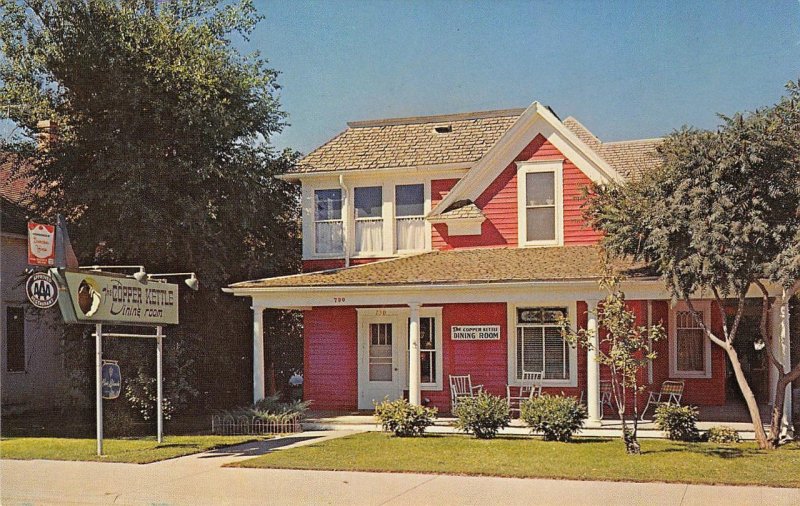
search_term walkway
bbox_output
[3,430,799,505]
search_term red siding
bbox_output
[303,307,358,410]
[435,134,601,249]
[431,178,460,250]
[650,301,726,406]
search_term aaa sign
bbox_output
[28,221,55,266]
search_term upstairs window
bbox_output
[314,189,343,254]
[395,184,425,251]
[517,161,563,246]
[354,186,383,253]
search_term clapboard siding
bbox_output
[303,307,358,410]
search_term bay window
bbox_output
[354,186,383,253]
[395,183,425,251]
[517,161,563,246]
[314,189,343,254]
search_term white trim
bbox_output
[516,160,564,247]
[356,307,444,408]
[507,301,578,388]
[669,300,713,379]
[430,102,623,218]
[442,219,484,236]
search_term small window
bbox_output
[354,186,383,253]
[6,306,25,372]
[516,307,569,380]
[525,172,556,242]
[408,317,437,384]
[314,189,344,254]
[395,184,425,251]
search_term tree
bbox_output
[0,0,301,420]
[585,80,800,449]
[562,275,665,454]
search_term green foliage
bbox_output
[454,391,510,439]
[561,277,664,452]
[0,0,302,415]
[706,425,742,444]
[374,398,437,437]
[520,394,587,442]
[654,404,700,441]
[222,394,311,423]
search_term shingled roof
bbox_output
[228,246,649,289]
[294,107,663,180]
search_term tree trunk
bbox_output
[769,375,790,447]
[727,346,770,449]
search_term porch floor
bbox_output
[303,403,772,441]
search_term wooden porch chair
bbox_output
[449,374,483,413]
[640,380,685,420]
[506,371,544,416]
[599,380,614,420]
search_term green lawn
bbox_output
[232,432,800,488]
[0,435,266,464]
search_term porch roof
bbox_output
[227,245,651,290]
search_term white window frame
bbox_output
[353,185,385,255]
[669,300,713,379]
[312,188,344,257]
[507,301,577,387]
[394,183,427,254]
[516,160,564,247]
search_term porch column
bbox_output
[253,303,266,404]
[586,299,601,424]
[769,294,793,434]
[408,302,421,406]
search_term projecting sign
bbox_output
[102,361,122,400]
[26,272,59,309]
[51,269,179,325]
[451,325,501,341]
[28,221,56,266]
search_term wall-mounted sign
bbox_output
[451,325,501,341]
[28,221,56,266]
[102,361,122,400]
[51,269,179,325]
[26,272,59,309]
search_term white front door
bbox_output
[358,312,404,409]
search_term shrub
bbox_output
[375,398,437,437]
[520,394,587,442]
[706,425,741,443]
[454,391,510,439]
[222,394,312,423]
[654,404,699,441]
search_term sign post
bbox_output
[156,325,163,443]
[95,323,103,456]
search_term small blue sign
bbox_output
[102,361,122,400]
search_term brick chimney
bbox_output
[36,119,58,151]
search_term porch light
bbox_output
[148,272,200,291]
[754,339,766,351]
[79,265,148,283]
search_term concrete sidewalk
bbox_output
[2,431,799,506]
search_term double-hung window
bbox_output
[395,184,425,251]
[516,307,570,381]
[517,161,563,246]
[314,189,343,254]
[406,315,441,388]
[670,302,712,378]
[354,186,383,253]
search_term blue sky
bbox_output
[246,0,800,154]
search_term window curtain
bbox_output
[677,329,704,371]
[315,222,343,254]
[355,220,383,252]
[396,217,425,250]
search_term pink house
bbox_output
[225,103,794,424]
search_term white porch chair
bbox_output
[506,371,544,416]
[641,380,685,420]
[599,380,614,420]
[449,374,483,413]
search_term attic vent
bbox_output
[433,125,453,134]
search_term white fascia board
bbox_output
[278,162,472,183]
[429,102,624,217]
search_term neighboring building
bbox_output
[225,103,794,424]
[1,159,65,413]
